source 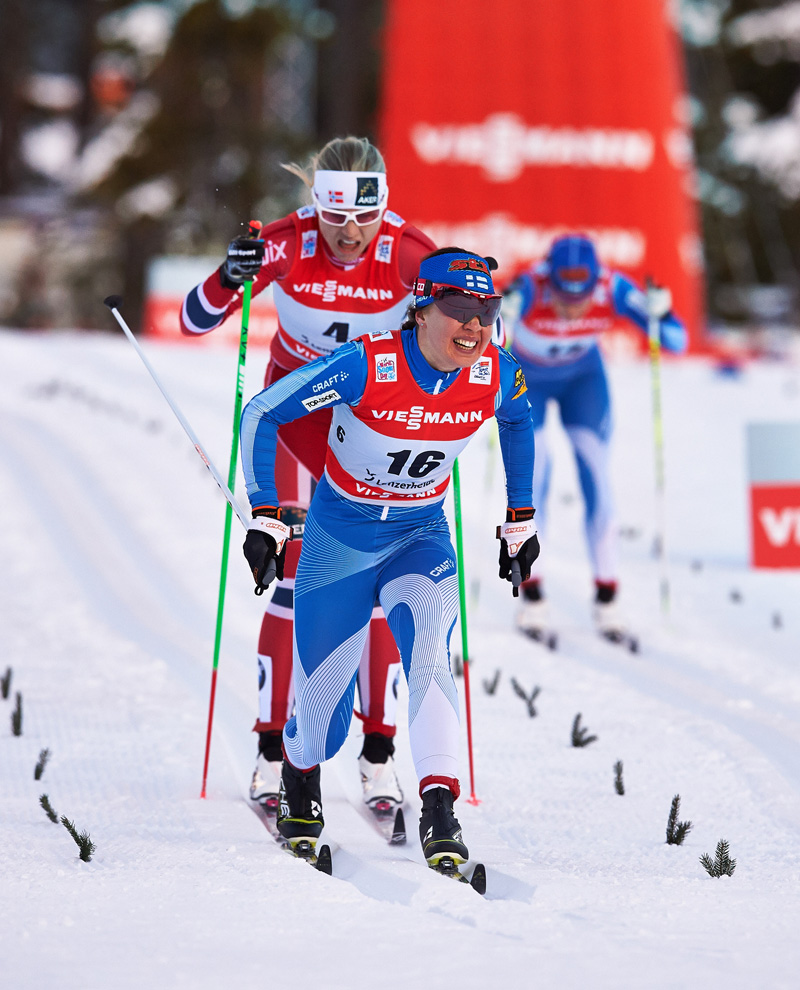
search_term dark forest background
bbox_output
[1,0,799,334]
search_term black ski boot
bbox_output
[277,760,324,848]
[419,786,469,865]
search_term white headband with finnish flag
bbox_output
[312,170,389,212]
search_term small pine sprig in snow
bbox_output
[0,666,11,699]
[700,839,737,878]
[666,794,693,845]
[614,760,625,795]
[11,692,22,736]
[60,816,96,862]
[40,794,59,823]
[34,748,51,781]
[511,678,541,717]
[571,713,597,748]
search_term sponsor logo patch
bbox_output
[512,366,528,399]
[375,234,393,264]
[448,258,490,275]
[355,176,379,206]
[469,358,493,384]
[301,388,340,411]
[297,205,315,219]
[301,230,317,259]
[383,210,404,228]
[368,330,394,341]
[376,354,397,382]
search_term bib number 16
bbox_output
[386,449,445,478]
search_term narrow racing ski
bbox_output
[428,854,486,895]
[367,805,407,845]
[250,802,332,874]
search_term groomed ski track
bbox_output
[2,330,800,989]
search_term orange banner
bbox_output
[379,0,704,349]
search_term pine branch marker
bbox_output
[482,669,501,695]
[614,760,625,795]
[0,666,11,699]
[511,678,541,717]
[11,692,22,736]
[700,839,737,878]
[571,713,598,747]
[34,748,51,781]
[60,816,96,863]
[666,794,693,845]
[40,794,59,823]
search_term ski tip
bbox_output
[390,807,407,845]
[315,843,333,875]
[103,294,123,310]
[470,863,487,895]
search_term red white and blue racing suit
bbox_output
[507,264,686,587]
[181,208,436,739]
[240,328,533,792]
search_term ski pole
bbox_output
[645,279,670,615]
[452,458,480,806]
[200,220,262,799]
[103,295,251,529]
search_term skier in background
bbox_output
[503,233,686,643]
[238,247,539,867]
[180,137,436,813]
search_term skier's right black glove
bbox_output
[497,507,540,598]
[220,235,265,289]
[243,507,291,595]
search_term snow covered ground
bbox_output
[2,327,800,989]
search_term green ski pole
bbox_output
[452,458,480,805]
[201,220,263,799]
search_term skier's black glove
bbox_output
[220,233,265,289]
[243,507,291,595]
[497,507,540,598]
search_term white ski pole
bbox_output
[103,295,250,530]
[645,280,671,615]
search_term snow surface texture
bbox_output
[2,329,800,989]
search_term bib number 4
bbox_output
[323,322,349,344]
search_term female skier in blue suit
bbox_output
[239,248,539,869]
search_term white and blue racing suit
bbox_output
[241,328,533,793]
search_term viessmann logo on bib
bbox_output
[372,407,484,431]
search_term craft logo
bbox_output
[448,258,490,275]
[376,235,393,264]
[376,354,397,382]
[355,176,379,206]
[429,557,455,578]
[328,190,344,204]
[301,388,340,411]
[469,358,492,384]
[301,230,317,259]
